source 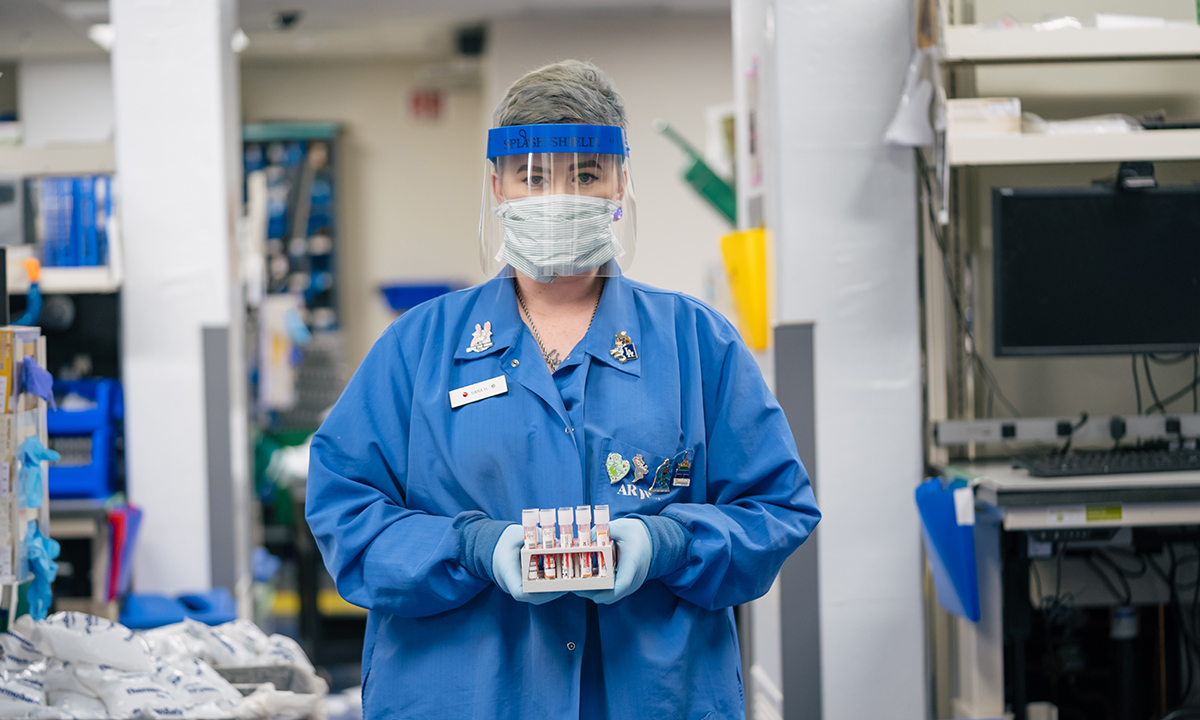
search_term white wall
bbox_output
[487,13,736,311]
[241,60,485,368]
[18,59,113,146]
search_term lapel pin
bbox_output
[649,458,673,493]
[631,454,649,483]
[609,331,637,363]
[606,452,631,484]
[672,451,692,487]
[466,321,493,353]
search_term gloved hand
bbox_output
[492,524,566,605]
[576,517,652,605]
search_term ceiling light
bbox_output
[232,29,250,53]
[88,24,115,52]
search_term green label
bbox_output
[1086,505,1122,522]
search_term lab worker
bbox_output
[306,59,820,720]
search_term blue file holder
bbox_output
[915,476,981,622]
[47,379,121,499]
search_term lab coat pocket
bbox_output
[596,437,681,516]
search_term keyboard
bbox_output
[1015,446,1200,478]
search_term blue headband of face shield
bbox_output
[486,124,628,159]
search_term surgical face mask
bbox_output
[494,194,626,282]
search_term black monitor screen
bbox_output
[993,184,1200,356]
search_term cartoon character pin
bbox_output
[606,452,631,484]
[649,458,673,493]
[672,451,692,487]
[609,331,638,363]
[631,454,649,483]
[466,321,493,353]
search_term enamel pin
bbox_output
[606,452,631,484]
[631,454,649,483]
[609,331,638,363]
[672,451,692,487]
[466,321,493,353]
[649,458,673,493]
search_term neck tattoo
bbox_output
[514,277,605,373]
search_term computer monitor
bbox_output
[992,184,1200,357]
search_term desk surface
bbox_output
[950,461,1200,508]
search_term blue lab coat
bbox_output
[306,273,820,720]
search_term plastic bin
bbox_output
[179,588,238,625]
[119,594,187,629]
[119,588,238,629]
[48,379,121,499]
[380,283,459,312]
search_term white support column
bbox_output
[748,0,928,717]
[111,0,245,595]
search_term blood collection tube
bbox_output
[539,509,557,579]
[594,504,610,578]
[558,507,575,579]
[576,505,594,578]
[523,509,539,581]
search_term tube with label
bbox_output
[539,509,557,579]
[523,509,540,581]
[575,505,594,578]
[558,507,575,579]
[594,504,610,578]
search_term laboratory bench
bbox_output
[947,462,1200,720]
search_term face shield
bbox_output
[480,124,636,282]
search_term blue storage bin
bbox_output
[48,379,121,499]
[120,588,238,630]
[380,283,460,312]
[120,594,187,629]
[179,588,238,626]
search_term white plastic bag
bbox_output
[216,621,271,657]
[48,690,109,719]
[232,683,326,720]
[33,613,155,673]
[44,660,97,703]
[0,630,49,717]
[75,664,186,719]
[139,624,209,665]
[183,619,259,666]
[154,660,242,709]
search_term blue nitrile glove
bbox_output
[576,517,653,605]
[21,358,57,410]
[26,521,60,620]
[19,436,59,509]
[492,524,566,605]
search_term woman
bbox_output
[306,59,819,720]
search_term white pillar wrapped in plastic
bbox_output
[111,0,247,595]
[736,0,927,717]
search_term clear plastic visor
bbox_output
[479,150,637,282]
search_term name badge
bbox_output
[450,376,508,409]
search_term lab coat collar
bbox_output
[454,273,641,378]
[453,278,522,362]
[585,273,642,378]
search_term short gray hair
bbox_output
[492,60,627,130]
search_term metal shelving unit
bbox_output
[925,13,1200,720]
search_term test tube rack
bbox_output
[521,543,615,593]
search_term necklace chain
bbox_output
[514,277,605,373]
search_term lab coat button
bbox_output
[567,642,576,651]
[511,359,519,367]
